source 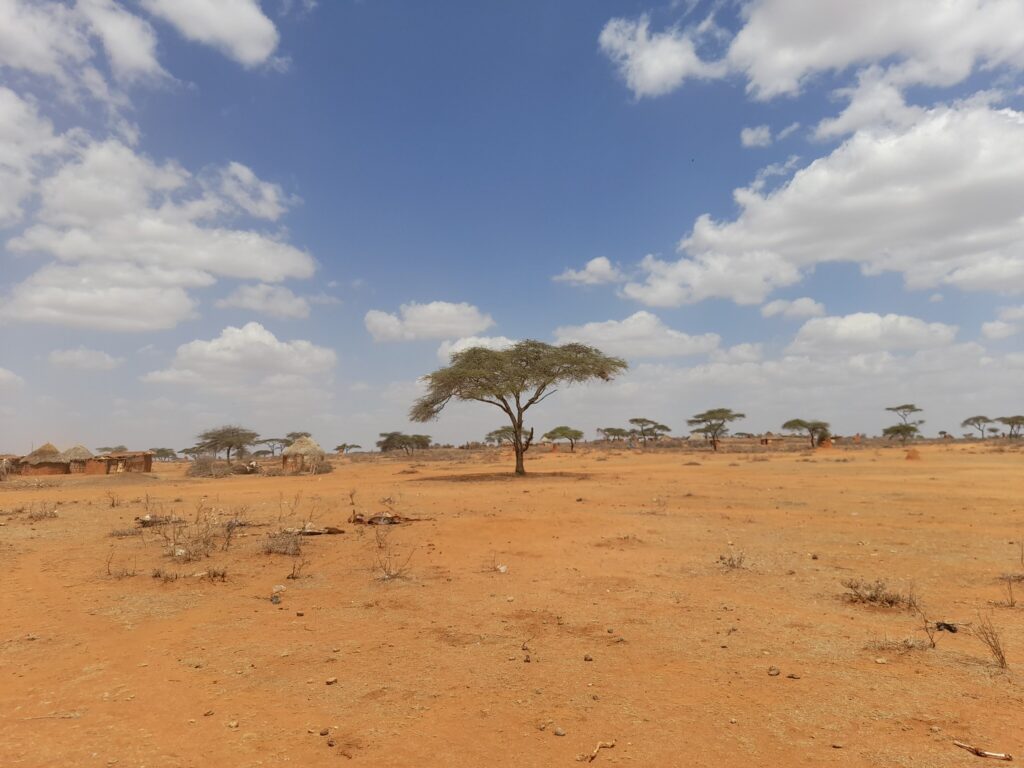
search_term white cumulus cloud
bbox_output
[623,102,1024,306]
[365,301,494,342]
[740,125,772,147]
[140,0,279,67]
[761,297,825,318]
[0,140,313,331]
[215,283,310,319]
[553,256,624,286]
[554,311,719,358]
[0,367,24,388]
[437,335,516,362]
[48,346,122,370]
[787,313,957,355]
[598,14,725,98]
[143,322,336,396]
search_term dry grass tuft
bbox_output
[263,531,303,557]
[841,578,918,610]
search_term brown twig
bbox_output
[954,740,1013,760]
[577,741,616,763]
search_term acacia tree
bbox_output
[411,340,627,475]
[96,445,128,454]
[628,418,671,445]
[961,415,992,439]
[485,426,518,446]
[597,427,630,441]
[286,431,312,443]
[149,448,178,461]
[886,404,924,427]
[334,443,361,454]
[997,415,1024,438]
[196,425,260,464]
[376,432,430,455]
[782,418,831,448]
[543,426,584,452]
[688,408,745,451]
[883,423,919,444]
[258,438,289,456]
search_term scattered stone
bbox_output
[228,721,239,729]
[327,738,336,747]
[554,727,566,737]
[811,553,819,560]
[496,565,508,574]
[326,677,338,685]
[832,744,843,749]
[930,726,941,733]
[729,718,737,724]
[203,710,214,717]
[584,654,593,662]
[874,658,887,665]
[296,611,304,617]
[767,666,781,676]
[320,728,329,736]
[786,673,801,680]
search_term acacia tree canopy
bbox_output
[886,404,924,426]
[782,418,831,448]
[997,415,1024,438]
[196,425,260,464]
[628,418,671,445]
[376,432,430,455]
[883,423,920,443]
[961,415,991,438]
[688,408,745,451]
[410,340,627,475]
[543,425,584,451]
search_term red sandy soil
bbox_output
[1,445,1022,767]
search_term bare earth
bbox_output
[2,445,1022,767]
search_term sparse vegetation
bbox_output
[973,613,1008,669]
[717,552,746,569]
[263,531,303,557]
[841,578,918,610]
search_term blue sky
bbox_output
[1,0,1023,453]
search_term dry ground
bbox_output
[1,445,1022,767]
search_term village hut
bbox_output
[282,436,326,473]
[62,444,94,474]
[91,450,155,474]
[19,443,70,476]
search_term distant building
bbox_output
[18,443,69,476]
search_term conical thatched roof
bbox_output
[282,436,325,459]
[23,442,67,465]
[62,444,94,461]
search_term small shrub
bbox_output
[375,541,414,581]
[206,567,228,582]
[717,552,746,570]
[841,578,918,610]
[151,568,180,583]
[26,504,58,522]
[109,528,142,538]
[866,637,931,654]
[973,613,1008,669]
[263,531,303,557]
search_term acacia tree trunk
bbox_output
[569,439,575,452]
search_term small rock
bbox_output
[832,744,843,749]
[327,738,336,747]
[506,596,514,602]
[930,726,941,733]
[874,658,887,665]
[272,584,287,593]
[729,718,737,724]
[786,673,801,680]
[228,721,239,729]
[811,553,819,560]
[553,727,566,737]
[296,611,304,617]
[326,677,338,685]
[319,728,329,736]
[203,710,214,717]
[767,666,781,676]
[496,565,508,574]
[584,654,593,662]
[270,594,281,605]
[607,628,614,633]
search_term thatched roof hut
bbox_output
[62,444,94,462]
[22,443,64,465]
[282,436,326,472]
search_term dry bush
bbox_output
[26,503,58,521]
[866,637,931,654]
[109,527,142,538]
[375,541,414,581]
[187,457,232,478]
[841,578,919,610]
[287,558,309,580]
[205,567,228,582]
[717,552,746,569]
[151,568,179,583]
[312,460,334,474]
[973,613,1008,669]
[105,550,136,579]
[263,531,303,556]
[157,516,217,562]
